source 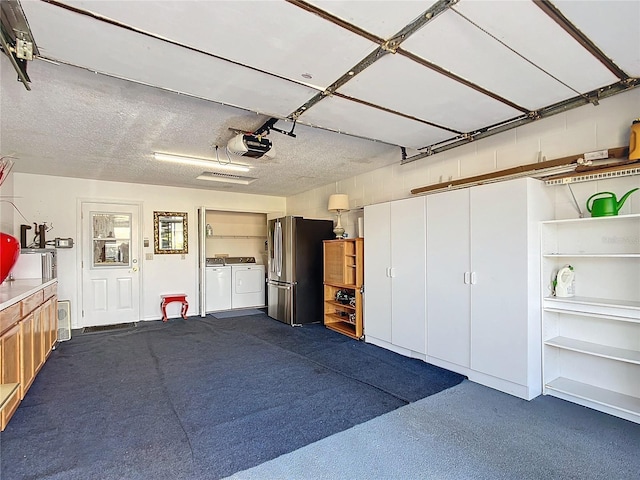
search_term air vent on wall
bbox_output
[196,171,257,185]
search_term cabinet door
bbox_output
[33,306,45,372]
[470,180,529,384]
[363,203,392,342]
[1,324,21,429]
[49,296,58,348]
[323,241,347,285]
[42,297,55,353]
[390,197,426,354]
[426,188,471,367]
[20,313,35,398]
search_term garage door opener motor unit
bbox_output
[227,134,275,159]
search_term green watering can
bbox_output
[586,188,639,217]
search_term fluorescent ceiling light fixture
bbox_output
[196,172,257,185]
[153,152,250,172]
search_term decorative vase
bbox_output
[0,233,20,284]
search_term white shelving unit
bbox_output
[541,214,640,424]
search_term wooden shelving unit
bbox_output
[541,214,640,424]
[323,238,363,339]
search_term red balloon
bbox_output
[0,233,20,284]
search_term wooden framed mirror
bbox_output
[154,211,188,254]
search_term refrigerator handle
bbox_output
[274,219,283,277]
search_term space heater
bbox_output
[57,300,72,342]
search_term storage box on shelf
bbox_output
[541,214,640,424]
[323,239,363,339]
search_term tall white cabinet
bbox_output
[364,197,427,357]
[426,178,553,399]
[541,214,640,423]
[426,188,470,369]
[365,177,553,400]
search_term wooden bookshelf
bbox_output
[323,239,363,339]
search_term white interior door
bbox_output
[81,202,140,327]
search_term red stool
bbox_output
[161,294,188,322]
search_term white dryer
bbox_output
[228,257,265,309]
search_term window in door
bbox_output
[91,212,131,267]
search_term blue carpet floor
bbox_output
[211,309,265,319]
[0,313,464,479]
[226,380,640,480]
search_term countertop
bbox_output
[0,278,58,311]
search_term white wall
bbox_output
[12,173,285,326]
[0,171,15,234]
[204,210,268,265]
[287,88,640,232]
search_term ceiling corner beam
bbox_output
[533,0,629,80]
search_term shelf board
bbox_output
[325,312,356,324]
[543,296,640,320]
[325,320,358,339]
[542,253,640,258]
[324,282,359,290]
[545,336,640,364]
[543,307,640,324]
[542,214,640,225]
[325,300,355,311]
[545,377,640,417]
[544,296,640,309]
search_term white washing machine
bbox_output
[205,259,232,312]
[229,259,265,309]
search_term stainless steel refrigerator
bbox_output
[267,216,333,325]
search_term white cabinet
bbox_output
[426,177,553,399]
[363,202,392,343]
[426,188,470,368]
[364,197,426,357]
[541,214,640,423]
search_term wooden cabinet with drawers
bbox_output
[0,280,58,430]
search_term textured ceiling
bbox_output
[1,0,638,197]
